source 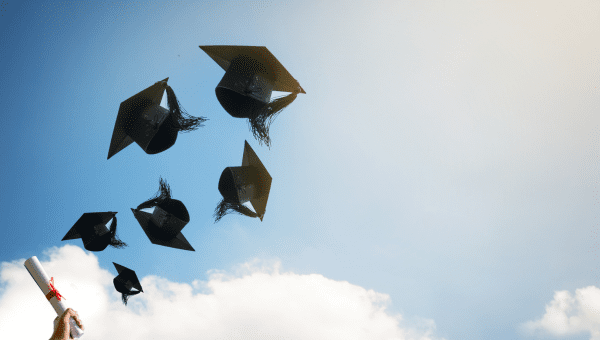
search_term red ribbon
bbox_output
[45,277,66,301]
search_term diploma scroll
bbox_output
[24,256,84,339]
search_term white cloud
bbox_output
[0,245,445,340]
[520,286,600,340]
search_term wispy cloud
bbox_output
[0,245,445,340]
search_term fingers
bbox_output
[61,308,85,330]
[61,308,73,324]
[69,309,84,331]
[62,308,77,318]
[52,313,70,339]
[73,314,84,330]
[67,309,83,328]
[50,308,82,340]
[60,308,72,318]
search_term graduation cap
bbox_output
[131,177,194,251]
[112,262,143,306]
[107,78,207,159]
[214,140,272,222]
[62,212,127,252]
[199,45,305,147]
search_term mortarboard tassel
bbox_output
[120,290,141,306]
[107,216,127,249]
[137,177,172,210]
[249,88,300,147]
[213,198,258,223]
[164,85,207,132]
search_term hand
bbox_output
[49,308,84,340]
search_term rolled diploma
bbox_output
[24,256,84,339]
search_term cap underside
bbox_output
[113,262,143,291]
[62,212,116,241]
[131,208,195,251]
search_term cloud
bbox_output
[0,245,445,340]
[520,286,600,340]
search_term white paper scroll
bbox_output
[24,256,84,339]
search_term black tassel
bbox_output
[165,85,207,132]
[107,216,127,249]
[137,177,172,210]
[248,89,299,147]
[121,290,141,306]
[213,198,258,223]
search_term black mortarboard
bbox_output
[62,212,127,252]
[107,78,207,159]
[199,45,305,147]
[112,262,143,306]
[131,177,194,251]
[214,140,272,222]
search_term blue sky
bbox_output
[1,1,600,339]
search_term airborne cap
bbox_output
[214,140,272,223]
[107,78,207,159]
[131,177,194,251]
[112,262,143,306]
[62,212,127,252]
[200,45,305,147]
